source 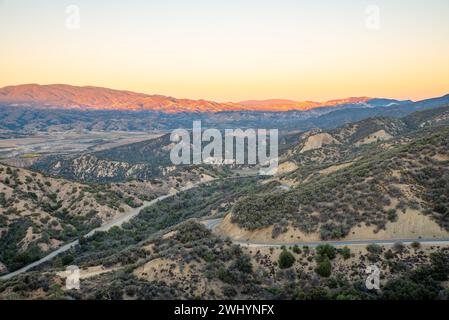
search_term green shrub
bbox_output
[316,244,337,260]
[278,249,296,269]
[387,209,398,222]
[384,250,395,260]
[366,244,382,254]
[232,255,253,273]
[292,245,301,254]
[429,251,449,281]
[315,257,332,277]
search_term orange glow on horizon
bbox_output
[1,0,448,102]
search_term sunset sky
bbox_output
[1,0,449,102]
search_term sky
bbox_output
[1,0,449,102]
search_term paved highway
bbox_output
[0,196,172,281]
[202,218,449,248]
[234,238,449,248]
[0,176,253,280]
[4,174,449,281]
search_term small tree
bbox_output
[233,255,253,273]
[316,244,337,260]
[315,257,332,277]
[366,244,382,254]
[278,249,296,269]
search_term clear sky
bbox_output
[1,0,449,102]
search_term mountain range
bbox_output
[0,84,394,113]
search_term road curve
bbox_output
[0,195,174,281]
[7,174,447,280]
[0,175,256,280]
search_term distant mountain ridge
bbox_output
[1,84,448,135]
[238,97,374,111]
[0,84,385,113]
[0,84,240,113]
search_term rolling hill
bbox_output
[0,163,149,274]
[227,106,449,242]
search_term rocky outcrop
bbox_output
[300,133,340,153]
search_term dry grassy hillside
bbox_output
[1,222,448,300]
[0,163,155,273]
[231,125,449,242]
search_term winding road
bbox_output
[3,175,449,281]
[0,175,253,280]
[0,194,175,281]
